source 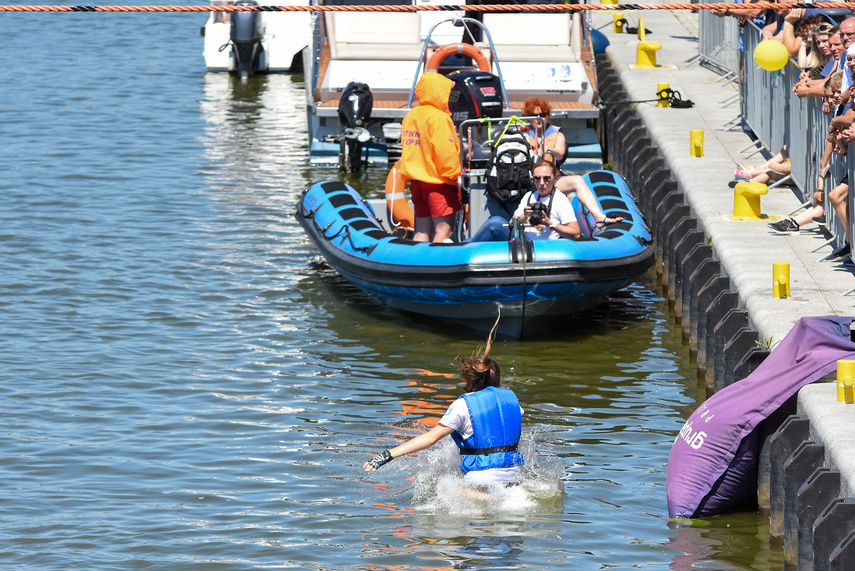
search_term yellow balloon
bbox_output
[754,39,789,71]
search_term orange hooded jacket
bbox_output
[400,72,461,186]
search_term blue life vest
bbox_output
[450,386,524,474]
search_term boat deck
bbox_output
[310,10,599,115]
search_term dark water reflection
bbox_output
[0,8,782,569]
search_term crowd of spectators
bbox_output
[715,5,855,261]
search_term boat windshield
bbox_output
[457,116,548,174]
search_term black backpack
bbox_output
[485,122,534,207]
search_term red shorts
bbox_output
[410,180,461,219]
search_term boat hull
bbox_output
[295,170,654,336]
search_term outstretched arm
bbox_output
[555,175,624,225]
[363,423,455,471]
[793,77,827,99]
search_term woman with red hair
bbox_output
[523,97,566,165]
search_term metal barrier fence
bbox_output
[698,9,741,78]
[739,21,850,259]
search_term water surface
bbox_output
[0,8,782,569]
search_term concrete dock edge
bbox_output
[592,7,855,565]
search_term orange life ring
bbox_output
[385,160,415,230]
[425,43,490,73]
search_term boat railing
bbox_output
[457,116,547,237]
[458,115,546,170]
[407,16,509,110]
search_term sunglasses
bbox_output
[537,113,549,118]
[533,175,552,182]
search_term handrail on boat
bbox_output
[309,4,322,106]
[457,116,547,172]
[406,16,509,110]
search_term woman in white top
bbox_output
[364,319,524,487]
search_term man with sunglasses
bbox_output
[796,19,855,99]
[462,161,580,242]
[512,161,580,240]
[795,27,844,99]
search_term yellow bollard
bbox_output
[690,129,704,157]
[657,82,670,107]
[837,360,855,403]
[613,12,625,34]
[772,262,790,298]
[636,40,661,68]
[638,17,646,41]
[731,181,768,220]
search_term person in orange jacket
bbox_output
[401,72,462,243]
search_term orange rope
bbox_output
[0,2,848,13]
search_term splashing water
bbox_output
[405,435,564,516]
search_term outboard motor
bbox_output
[336,82,374,172]
[230,0,264,80]
[447,70,504,127]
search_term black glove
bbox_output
[367,450,393,470]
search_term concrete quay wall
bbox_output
[592,8,855,567]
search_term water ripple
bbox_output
[0,12,779,570]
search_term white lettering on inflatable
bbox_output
[677,420,707,450]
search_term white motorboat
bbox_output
[302,1,602,170]
[201,0,312,78]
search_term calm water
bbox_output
[0,7,782,570]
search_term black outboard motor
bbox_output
[230,0,264,80]
[447,70,504,126]
[336,82,374,172]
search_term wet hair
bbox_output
[458,315,503,393]
[523,97,552,117]
[531,160,558,176]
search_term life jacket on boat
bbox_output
[450,386,524,474]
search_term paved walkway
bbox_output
[594,7,855,349]
[594,3,855,506]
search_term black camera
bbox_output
[528,202,549,226]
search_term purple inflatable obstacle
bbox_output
[666,316,855,519]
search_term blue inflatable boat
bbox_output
[295,168,654,337]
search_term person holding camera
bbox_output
[513,160,580,240]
